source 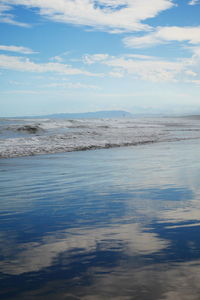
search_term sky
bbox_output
[1,0,200,116]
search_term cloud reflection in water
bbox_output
[1,140,200,299]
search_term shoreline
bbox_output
[0,139,158,159]
[1,137,200,160]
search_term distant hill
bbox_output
[180,115,200,119]
[23,110,133,119]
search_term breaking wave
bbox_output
[1,117,200,158]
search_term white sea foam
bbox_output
[1,117,200,158]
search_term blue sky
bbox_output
[1,0,200,116]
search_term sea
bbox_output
[1,116,200,299]
[1,116,200,158]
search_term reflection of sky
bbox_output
[0,222,168,275]
[1,139,200,299]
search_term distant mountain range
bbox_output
[25,110,133,119]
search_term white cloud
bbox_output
[50,55,63,63]
[124,26,200,48]
[186,79,200,85]
[0,3,30,27]
[0,45,37,54]
[2,51,200,84]
[124,54,158,60]
[3,0,174,32]
[105,56,183,82]
[185,70,197,77]
[109,71,124,78]
[0,54,101,76]
[82,52,200,83]
[45,82,100,89]
[188,0,199,5]
[83,53,109,64]
[189,46,200,56]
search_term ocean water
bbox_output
[1,117,200,158]
[1,138,200,299]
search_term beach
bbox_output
[2,0,200,298]
[1,136,200,299]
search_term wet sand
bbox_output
[1,140,200,299]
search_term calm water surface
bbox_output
[1,140,200,299]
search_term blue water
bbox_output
[1,140,200,299]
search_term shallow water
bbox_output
[1,140,200,299]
